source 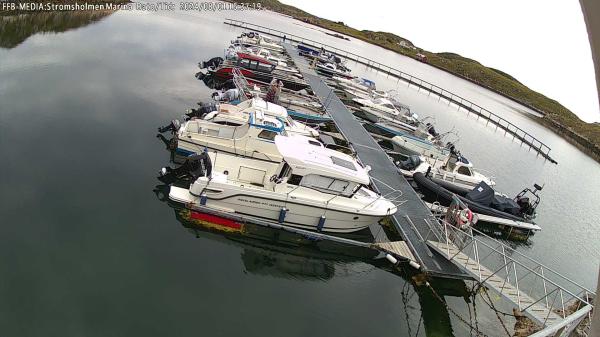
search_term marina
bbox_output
[1,7,598,337]
[158,25,595,335]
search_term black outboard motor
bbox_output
[199,57,224,70]
[397,155,422,171]
[514,183,543,219]
[158,119,181,134]
[186,102,217,120]
[426,123,439,137]
[158,151,213,184]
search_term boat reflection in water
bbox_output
[153,180,470,336]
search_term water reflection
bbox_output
[0,10,116,49]
[153,177,472,336]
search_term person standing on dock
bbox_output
[265,79,283,104]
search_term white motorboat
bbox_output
[397,152,495,189]
[333,76,376,92]
[390,133,450,161]
[168,135,398,233]
[232,32,284,52]
[353,97,419,126]
[315,62,352,78]
[204,98,320,138]
[176,110,324,162]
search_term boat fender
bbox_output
[385,254,398,265]
[409,261,421,270]
[278,207,287,223]
[317,216,326,232]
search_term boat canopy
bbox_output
[274,135,370,185]
[236,52,275,66]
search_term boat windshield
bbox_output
[299,174,358,197]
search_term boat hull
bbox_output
[212,67,308,91]
[413,172,528,223]
[169,186,386,233]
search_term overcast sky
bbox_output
[280,0,600,123]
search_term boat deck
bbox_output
[284,43,467,278]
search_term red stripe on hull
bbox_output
[190,211,242,230]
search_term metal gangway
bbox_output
[424,201,594,336]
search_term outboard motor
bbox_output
[514,183,543,219]
[158,151,212,184]
[426,123,439,137]
[199,57,223,70]
[396,155,421,171]
[158,119,181,134]
[186,102,217,120]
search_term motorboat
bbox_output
[204,52,309,91]
[413,172,541,223]
[231,32,284,52]
[332,76,376,92]
[167,135,398,233]
[353,97,419,126]
[209,69,332,125]
[397,151,495,189]
[226,45,299,75]
[316,62,353,78]
[174,110,326,162]
[202,98,320,138]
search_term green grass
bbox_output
[229,0,600,161]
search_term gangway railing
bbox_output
[223,18,557,164]
[422,204,594,335]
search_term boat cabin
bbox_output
[273,135,371,197]
[236,52,276,73]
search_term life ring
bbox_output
[455,209,473,228]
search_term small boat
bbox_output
[205,52,309,91]
[316,62,353,78]
[174,110,327,162]
[332,76,376,92]
[202,98,320,138]
[413,172,541,224]
[210,68,331,125]
[226,45,299,75]
[353,97,419,126]
[397,151,495,189]
[167,135,398,233]
[232,32,284,52]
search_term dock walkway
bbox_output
[284,43,466,278]
[225,19,556,164]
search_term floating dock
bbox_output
[283,43,467,279]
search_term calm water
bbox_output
[0,7,598,337]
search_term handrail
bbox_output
[223,19,555,162]
[441,221,594,305]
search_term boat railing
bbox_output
[422,202,594,333]
[231,67,255,101]
[223,19,556,164]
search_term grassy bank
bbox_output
[229,0,600,162]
